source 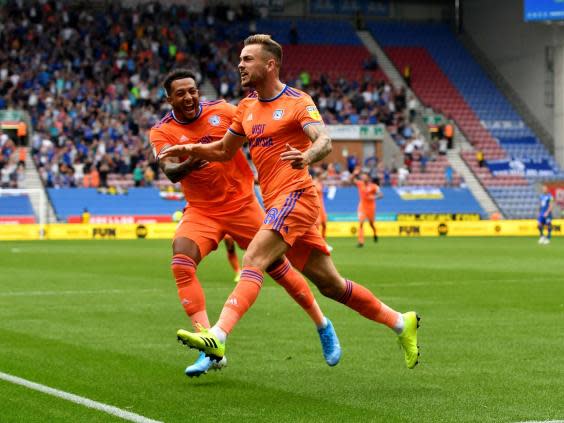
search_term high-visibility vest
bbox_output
[17,122,27,137]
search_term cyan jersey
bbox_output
[539,193,553,216]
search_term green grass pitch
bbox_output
[0,238,563,422]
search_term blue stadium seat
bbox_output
[0,195,34,216]
[368,22,562,218]
[48,188,185,222]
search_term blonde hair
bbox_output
[244,34,283,67]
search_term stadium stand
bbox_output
[47,187,184,222]
[4,2,556,220]
[0,194,36,223]
[324,186,484,219]
[45,185,484,223]
[368,22,563,218]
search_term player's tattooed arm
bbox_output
[158,144,208,183]
[281,124,332,169]
[304,123,332,164]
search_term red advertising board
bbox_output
[545,182,564,207]
[0,216,36,224]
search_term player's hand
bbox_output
[280,144,310,169]
[159,144,193,160]
[185,156,209,172]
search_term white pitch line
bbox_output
[0,288,161,297]
[515,420,564,423]
[0,371,163,423]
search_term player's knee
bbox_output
[310,272,345,299]
[318,283,345,299]
[242,250,270,271]
[172,237,201,262]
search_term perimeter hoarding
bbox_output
[0,221,562,241]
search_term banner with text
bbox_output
[1,221,562,241]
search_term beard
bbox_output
[241,69,265,89]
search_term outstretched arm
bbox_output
[280,124,332,169]
[159,131,246,162]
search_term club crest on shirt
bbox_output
[306,105,321,121]
[264,208,278,225]
[272,109,284,120]
[179,135,189,143]
[247,113,253,121]
[208,115,220,126]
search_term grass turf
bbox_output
[0,237,562,422]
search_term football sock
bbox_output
[171,254,210,329]
[338,279,403,333]
[210,326,227,344]
[547,225,552,239]
[539,226,544,237]
[216,266,263,334]
[227,248,241,274]
[268,258,326,327]
[358,225,365,245]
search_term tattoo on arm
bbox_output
[303,124,332,164]
[159,157,204,183]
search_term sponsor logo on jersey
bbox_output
[248,137,273,148]
[208,115,220,126]
[306,105,321,120]
[273,109,284,120]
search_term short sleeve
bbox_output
[222,102,237,121]
[149,128,174,159]
[228,101,247,137]
[295,95,324,130]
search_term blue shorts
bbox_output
[538,215,552,226]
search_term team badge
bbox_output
[247,113,253,121]
[208,115,220,126]
[264,208,279,225]
[273,109,284,120]
[179,135,189,143]
[306,105,321,120]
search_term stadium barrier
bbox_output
[0,220,562,240]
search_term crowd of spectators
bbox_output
[0,0,260,188]
[0,0,449,190]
